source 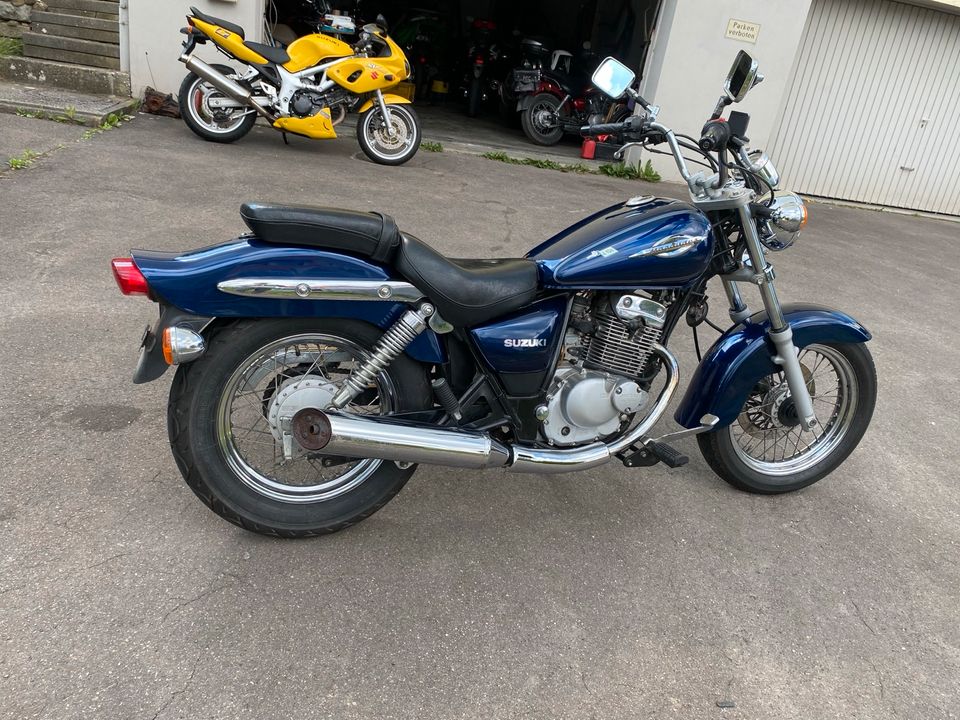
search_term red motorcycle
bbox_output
[504,39,631,146]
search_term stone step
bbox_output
[32,12,119,44]
[23,31,120,69]
[0,55,129,94]
[0,78,135,127]
[44,0,120,20]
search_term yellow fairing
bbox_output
[357,94,413,113]
[283,33,353,73]
[328,34,410,93]
[273,109,337,139]
[190,18,268,66]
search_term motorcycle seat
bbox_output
[244,40,290,65]
[239,203,539,327]
[189,6,245,39]
[395,234,539,327]
[241,203,401,264]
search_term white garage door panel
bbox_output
[768,0,960,215]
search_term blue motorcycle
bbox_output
[113,51,875,536]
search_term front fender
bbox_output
[674,303,872,429]
[357,94,412,113]
[131,237,445,366]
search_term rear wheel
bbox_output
[357,104,421,165]
[177,65,257,144]
[467,77,483,117]
[168,318,431,536]
[698,342,876,494]
[521,92,564,145]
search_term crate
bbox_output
[391,81,415,101]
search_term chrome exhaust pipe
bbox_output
[297,410,511,470]
[179,53,276,121]
[295,344,680,474]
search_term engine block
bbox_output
[582,308,662,378]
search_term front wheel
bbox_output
[167,318,431,536]
[177,65,257,144]
[356,103,421,165]
[698,342,877,494]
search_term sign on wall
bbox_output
[725,19,760,43]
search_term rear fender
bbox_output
[130,237,445,377]
[674,304,872,429]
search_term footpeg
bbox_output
[620,441,689,469]
[648,441,689,468]
[431,378,462,421]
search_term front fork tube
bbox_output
[723,206,817,431]
[375,90,396,138]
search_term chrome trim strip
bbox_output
[630,234,704,258]
[216,278,424,302]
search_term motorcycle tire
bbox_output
[356,104,422,166]
[167,318,431,537]
[467,77,483,117]
[698,342,877,494]
[177,65,257,144]
[521,93,564,146]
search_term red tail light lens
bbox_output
[111,257,149,296]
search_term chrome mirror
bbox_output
[724,50,759,102]
[592,57,636,99]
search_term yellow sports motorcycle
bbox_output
[177,6,420,165]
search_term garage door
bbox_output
[767,0,960,215]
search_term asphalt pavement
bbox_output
[0,113,958,720]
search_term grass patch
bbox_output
[0,37,23,57]
[52,106,83,124]
[81,112,134,140]
[15,107,45,119]
[7,149,40,170]
[481,150,659,182]
[480,151,591,174]
[598,159,661,182]
[421,140,443,152]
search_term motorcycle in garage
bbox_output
[114,51,877,537]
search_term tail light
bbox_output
[474,55,484,66]
[111,257,149,296]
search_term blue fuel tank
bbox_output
[526,197,713,289]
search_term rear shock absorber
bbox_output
[330,303,434,409]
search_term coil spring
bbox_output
[332,308,429,406]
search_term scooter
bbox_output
[177,6,420,165]
[114,52,876,537]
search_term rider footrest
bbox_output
[620,442,689,469]
[648,441,689,468]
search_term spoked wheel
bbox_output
[168,318,430,536]
[356,104,421,165]
[698,342,876,494]
[520,92,564,145]
[177,64,257,144]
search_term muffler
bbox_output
[291,344,681,475]
[179,54,276,121]
[294,409,512,470]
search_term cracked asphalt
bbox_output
[1,113,958,719]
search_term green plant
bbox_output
[53,106,81,124]
[0,37,23,57]
[15,107,45,119]
[81,112,134,140]
[598,159,661,182]
[479,151,591,174]
[7,149,40,170]
[421,141,443,152]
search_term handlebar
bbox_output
[580,115,645,137]
[698,119,730,152]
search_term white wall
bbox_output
[629,0,813,183]
[127,0,264,95]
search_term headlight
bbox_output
[759,192,807,250]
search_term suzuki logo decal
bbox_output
[504,338,548,348]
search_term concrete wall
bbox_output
[127,0,264,95]
[630,0,813,183]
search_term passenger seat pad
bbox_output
[240,202,400,263]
